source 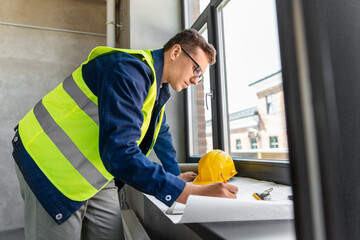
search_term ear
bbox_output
[170,44,181,61]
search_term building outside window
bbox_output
[184,0,288,161]
[270,136,279,148]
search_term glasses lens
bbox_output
[193,67,203,83]
[193,67,201,77]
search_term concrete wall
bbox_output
[126,0,185,164]
[0,0,184,233]
[0,0,106,232]
[121,1,189,237]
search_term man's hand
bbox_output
[178,171,197,182]
[196,182,238,198]
[176,182,238,204]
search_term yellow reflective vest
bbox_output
[18,47,165,201]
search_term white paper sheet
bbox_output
[145,177,294,224]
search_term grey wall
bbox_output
[126,0,185,164]
[0,0,184,233]
[121,0,189,236]
[0,0,106,232]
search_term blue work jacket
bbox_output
[12,48,186,224]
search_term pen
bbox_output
[220,173,227,183]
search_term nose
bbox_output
[190,77,199,86]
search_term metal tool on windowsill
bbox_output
[253,187,273,201]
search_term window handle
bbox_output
[205,91,214,110]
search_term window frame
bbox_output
[182,0,291,185]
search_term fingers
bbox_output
[178,171,198,182]
[188,172,197,178]
[220,183,237,199]
[226,183,238,194]
[198,182,237,199]
[227,190,237,199]
[185,171,197,176]
[186,172,197,181]
[215,183,238,198]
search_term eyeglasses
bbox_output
[181,47,203,83]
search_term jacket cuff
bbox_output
[155,173,186,207]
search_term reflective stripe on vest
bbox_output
[63,75,99,125]
[19,47,165,201]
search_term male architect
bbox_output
[12,29,238,239]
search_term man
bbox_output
[12,29,238,240]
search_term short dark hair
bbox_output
[164,29,216,65]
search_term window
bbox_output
[270,136,279,148]
[266,94,276,114]
[186,25,213,157]
[236,139,241,150]
[183,0,211,28]
[183,0,290,183]
[220,0,287,161]
[250,138,258,149]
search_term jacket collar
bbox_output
[152,49,170,102]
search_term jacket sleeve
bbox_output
[96,54,186,206]
[153,112,181,176]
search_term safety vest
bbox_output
[18,47,165,201]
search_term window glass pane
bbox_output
[266,94,276,114]
[250,138,258,149]
[236,139,241,150]
[221,0,288,160]
[188,26,213,157]
[270,136,279,148]
[184,0,211,27]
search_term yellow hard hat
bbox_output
[193,149,238,185]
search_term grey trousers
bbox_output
[15,164,125,240]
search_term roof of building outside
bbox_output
[248,70,282,87]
